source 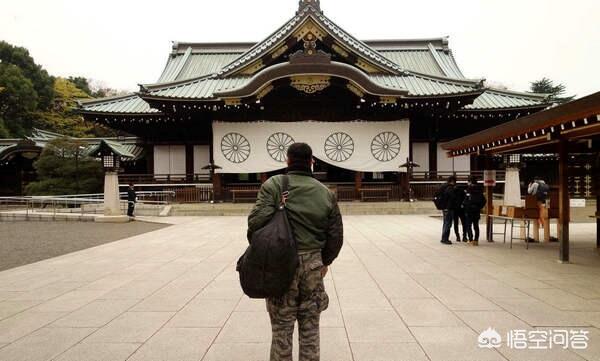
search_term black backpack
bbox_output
[433,185,449,210]
[236,175,298,299]
[536,182,550,202]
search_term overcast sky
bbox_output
[1,0,598,97]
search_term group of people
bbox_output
[435,176,487,245]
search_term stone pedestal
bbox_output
[103,171,121,216]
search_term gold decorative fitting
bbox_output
[256,85,274,100]
[224,98,242,106]
[332,43,349,58]
[240,60,265,75]
[379,96,397,104]
[356,59,380,73]
[303,33,318,56]
[294,21,325,41]
[346,83,364,98]
[290,75,331,94]
[271,45,289,59]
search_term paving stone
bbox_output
[214,311,271,343]
[0,300,41,321]
[0,326,95,361]
[167,298,237,328]
[85,311,173,343]
[351,342,429,361]
[344,309,414,343]
[411,326,506,361]
[0,311,66,343]
[51,299,138,328]
[203,342,270,361]
[32,290,107,312]
[54,342,140,361]
[391,298,464,327]
[128,327,218,361]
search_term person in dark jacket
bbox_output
[439,176,458,245]
[247,143,343,361]
[127,183,136,217]
[463,176,487,245]
[453,184,467,242]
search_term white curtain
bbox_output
[153,145,185,179]
[504,167,522,207]
[212,120,410,174]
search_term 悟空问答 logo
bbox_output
[478,327,502,349]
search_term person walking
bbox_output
[436,176,458,245]
[127,183,136,217]
[527,176,549,227]
[247,143,343,361]
[463,176,487,246]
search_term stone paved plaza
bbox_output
[0,215,599,361]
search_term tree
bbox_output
[67,76,92,96]
[0,63,38,136]
[25,137,103,195]
[35,77,117,138]
[0,41,55,110]
[530,78,575,104]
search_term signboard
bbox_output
[483,170,497,187]
[570,199,586,208]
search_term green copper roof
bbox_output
[86,139,136,159]
[464,89,548,110]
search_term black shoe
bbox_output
[441,240,452,245]
[456,236,461,242]
[463,235,468,242]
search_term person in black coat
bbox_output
[462,176,487,245]
[127,183,136,217]
[453,184,467,242]
[438,176,458,245]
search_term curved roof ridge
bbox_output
[484,86,550,99]
[77,93,139,106]
[140,73,223,93]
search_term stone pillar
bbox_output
[103,171,121,216]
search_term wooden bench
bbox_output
[230,189,259,203]
[359,187,391,202]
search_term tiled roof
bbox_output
[142,71,478,100]
[79,95,160,114]
[217,5,406,76]
[463,89,548,110]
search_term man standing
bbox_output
[248,143,343,361]
[463,176,487,246]
[528,176,549,227]
[127,183,136,218]
[437,176,458,245]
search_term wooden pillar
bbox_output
[484,156,494,242]
[558,139,570,263]
[212,173,223,202]
[185,144,194,182]
[428,141,437,178]
[355,172,363,201]
[596,193,599,249]
[260,173,268,183]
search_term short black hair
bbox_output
[287,143,313,164]
[447,175,457,184]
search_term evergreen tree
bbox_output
[25,137,103,195]
[0,63,38,136]
[530,78,575,103]
[0,41,55,110]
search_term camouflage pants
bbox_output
[267,250,329,361]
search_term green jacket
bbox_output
[247,171,343,266]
